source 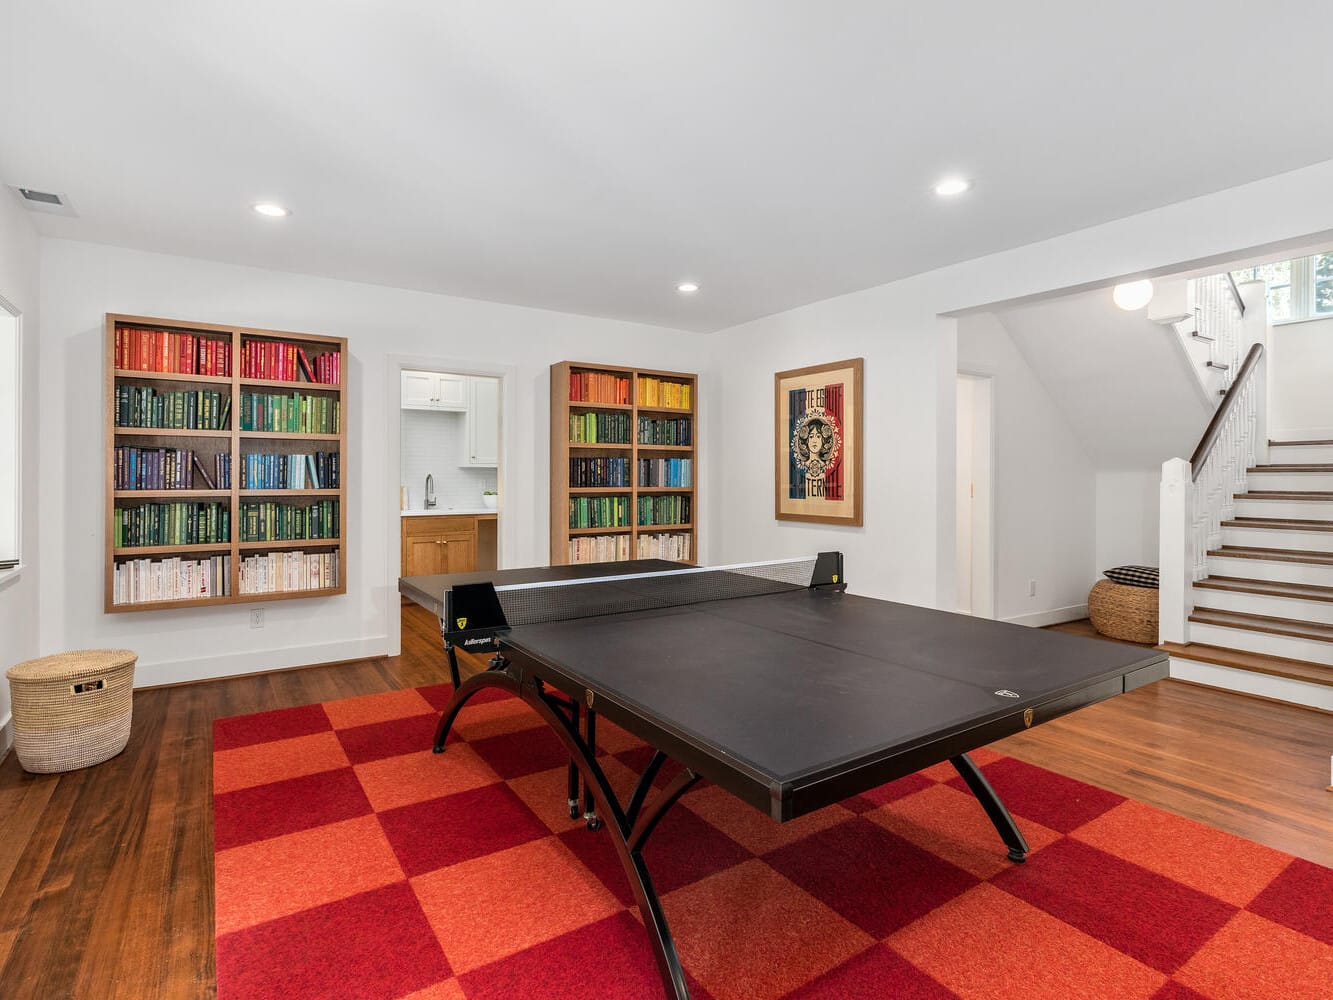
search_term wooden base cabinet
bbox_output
[401,516,479,577]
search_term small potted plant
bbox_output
[481,489,498,510]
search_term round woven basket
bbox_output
[6,649,137,773]
[1087,580,1158,644]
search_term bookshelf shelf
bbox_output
[106,313,348,613]
[551,361,697,566]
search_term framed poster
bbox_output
[775,358,863,525]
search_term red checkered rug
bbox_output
[213,683,1332,1000]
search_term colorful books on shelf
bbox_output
[568,457,630,488]
[569,370,630,405]
[637,457,692,488]
[113,502,230,547]
[112,555,231,605]
[637,416,692,446]
[240,340,341,385]
[240,391,341,434]
[239,500,340,542]
[114,447,229,491]
[241,452,340,490]
[637,532,692,561]
[238,550,339,594]
[569,412,631,444]
[114,386,229,430]
[568,495,630,529]
[114,327,233,376]
[637,377,690,409]
[568,534,631,563]
[637,495,690,526]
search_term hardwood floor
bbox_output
[0,605,1329,998]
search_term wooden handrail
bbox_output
[1225,272,1246,316]
[1189,342,1263,482]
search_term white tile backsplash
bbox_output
[401,409,496,510]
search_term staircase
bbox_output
[1156,276,1333,711]
[1161,437,1333,709]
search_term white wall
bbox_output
[957,313,1096,623]
[1269,316,1333,439]
[39,240,709,687]
[1095,470,1160,572]
[706,158,1333,619]
[0,194,41,744]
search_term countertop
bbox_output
[401,508,497,517]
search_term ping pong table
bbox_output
[399,553,1167,1000]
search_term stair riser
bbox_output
[1187,622,1333,665]
[1192,588,1333,625]
[1232,499,1333,520]
[1206,555,1333,587]
[1268,445,1333,463]
[1246,472,1333,491]
[1221,526,1333,552]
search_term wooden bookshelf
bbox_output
[105,313,348,612]
[550,361,697,566]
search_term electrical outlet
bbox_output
[250,608,265,629]
[1027,579,1037,597]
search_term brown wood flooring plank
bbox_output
[0,605,1329,998]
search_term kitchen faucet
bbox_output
[424,474,437,509]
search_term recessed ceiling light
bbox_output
[252,202,290,218]
[677,282,699,293]
[1112,280,1154,311]
[933,177,972,197]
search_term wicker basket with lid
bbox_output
[6,649,137,773]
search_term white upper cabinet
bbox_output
[401,370,467,411]
[465,376,500,467]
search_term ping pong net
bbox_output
[444,552,844,646]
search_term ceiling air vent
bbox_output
[18,188,62,206]
[7,185,77,216]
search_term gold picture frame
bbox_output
[774,358,863,525]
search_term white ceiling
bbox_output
[3,2,1332,333]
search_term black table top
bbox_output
[400,563,1167,821]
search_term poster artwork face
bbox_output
[788,385,845,501]
[774,358,862,525]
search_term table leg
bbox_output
[433,671,699,1000]
[949,753,1029,862]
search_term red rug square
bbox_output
[214,766,371,851]
[336,712,443,764]
[991,837,1238,974]
[217,882,450,1000]
[763,816,979,938]
[784,943,959,999]
[213,702,331,751]
[947,756,1125,833]
[1244,856,1332,945]
[467,723,574,779]
[377,782,549,877]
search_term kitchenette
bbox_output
[400,369,500,578]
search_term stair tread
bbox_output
[1237,491,1333,500]
[1190,606,1333,642]
[1269,439,1333,447]
[1195,576,1333,602]
[1248,464,1333,472]
[1223,517,1333,530]
[1208,545,1333,565]
[1157,641,1333,687]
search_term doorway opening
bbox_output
[956,372,994,617]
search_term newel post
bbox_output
[1158,457,1193,645]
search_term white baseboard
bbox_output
[132,636,390,689]
[1002,604,1089,628]
[1168,656,1333,712]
